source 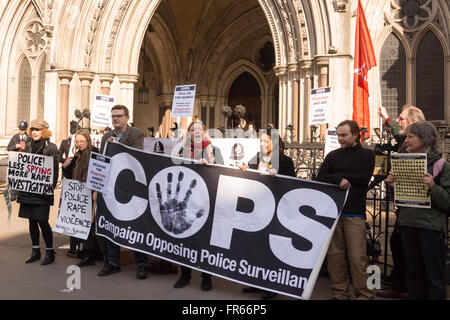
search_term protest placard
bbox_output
[53,179,92,240]
[391,153,430,208]
[86,152,111,194]
[8,151,54,195]
[309,87,331,126]
[91,94,115,128]
[324,129,340,158]
[171,85,196,118]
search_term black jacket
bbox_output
[62,146,99,180]
[249,153,296,177]
[317,142,375,215]
[7,133,28,151]
[58,137,72,163]
[17,138,59,206]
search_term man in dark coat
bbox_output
[97,105,148,279]
[7,120,28,152]
[7,121,29,201]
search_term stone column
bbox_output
[274,67,288,137]
[200,97,208,125]
[78,71,95,129]
[158,95,172,138]
[303,64,313,141]
[289,63,301,141]
[99,73,115,95]
[208,97,217,130]
[118,74,139,124]
[316,58,329,140]
[57,70,74,143]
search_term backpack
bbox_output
[432,158,449,217]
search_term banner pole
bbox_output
[377,66,383,134]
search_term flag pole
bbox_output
[377,66,383,135]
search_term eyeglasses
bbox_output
[111,114,126,119]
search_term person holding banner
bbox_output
[17,119,59,265]
[385,121,448,300]
[173,120,221,291]
[240,128,296,299]
[62,130,100,267]
[317,120,375,300]
[98,105,149,279]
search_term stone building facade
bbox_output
[0,0,448,146]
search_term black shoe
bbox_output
[67,250,78,258]
[174,275,191,288]
[201,277,212,291]
[242,286,262,293]
[261,291,277,300]
[41,249,55,265]
[77,256,95,267]
[98,263,121,277]
[25,248,41,264]
[136,264,148,279]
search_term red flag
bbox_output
[353,0,376,140]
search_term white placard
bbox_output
[309,86,331,126]
[86,152,111,193]
[143,137,182,156]
[210,138,260,167]
[67,135,76,158]
[324,129,340,158]
[8,151,54,195]
[91,94,115,128]
[53,179,92,240]
[171,84,196,118]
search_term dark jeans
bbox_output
[107,240,148,267]
[389,222,407,292]
[180,266,211,280]
[401,226,447,300]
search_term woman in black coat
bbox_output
[240,128,296,299]
[17,119,59,265]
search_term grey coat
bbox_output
[100,125,144,152]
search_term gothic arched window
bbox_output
[18,57,32,124]
[416,31,444,120]
[380,32,406,119]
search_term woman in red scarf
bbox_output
[174,120,215,291]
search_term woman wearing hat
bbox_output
[17,119,59,265]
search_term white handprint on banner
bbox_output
[149,167,209,238]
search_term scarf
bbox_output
[31,139,47,154]
[183,139,215,163]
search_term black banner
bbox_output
[96,142,347,299]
